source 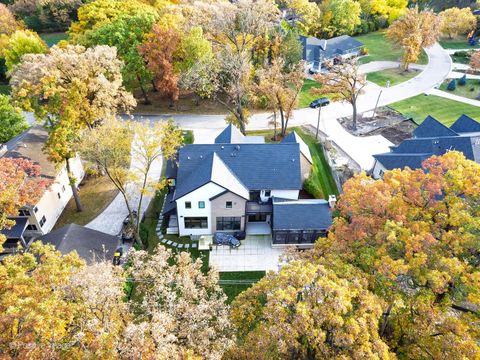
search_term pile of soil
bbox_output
[339,107,416,145]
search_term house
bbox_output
[0,217,29,259]
[300,35,364,70]
[0,125,84,237]
[163,125,334,246]
[372,115,480,178]
[36,224,120,264]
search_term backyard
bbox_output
[219,271,266,303]
[439,38,480,50]
[390,94,480,126]
[367,68,420,87]
[298,79,322,108]
[355,31,428,65]
[39,32,68,47]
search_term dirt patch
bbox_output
[338,107,416,145]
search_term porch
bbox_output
[245,201,272,235]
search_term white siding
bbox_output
[26,156,84,235]
[372,160,387,179]
[270,189,299,200]
[176,182,225,236]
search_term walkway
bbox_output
[86,136,163,236]
[426,88,480,107]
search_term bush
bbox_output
[360,47,369,56]
[447,79,457,91]
[458,74,467,86]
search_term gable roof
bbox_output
[373,153,431,171]
[272,198,332,230]
[300,35,363,62]
[282,131,313,163]
[174,142,302,199]
[37,224,119,263]
[450,114,480,133]
[214,124,264,144]
[0,217,28,240]
[413,116,458,138]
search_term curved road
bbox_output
[135,43,452,170]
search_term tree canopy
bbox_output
[0,94,28,143]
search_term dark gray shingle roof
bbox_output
[37,224,119,263]
[413,116,458,138]
[373,153,431,171]
[0,217,28,240]
[300,35,363,62]
[272,198,332,230]
[450,114,480,133]
[174,143,301,199]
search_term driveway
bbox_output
[85,135,163,236]
[134,44,452,169]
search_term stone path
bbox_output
[155,207,197,249]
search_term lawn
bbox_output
[439,79,480,100]
[54,175,119,229]
[366,68,420,87]
[219,271,266,303]
[439,38,480,50]
[39,32,68,47]
[247,127,339,199]
[390,94,480,126]
[0,83,10,95]
[299,79,322,108]
[355,31,428,65]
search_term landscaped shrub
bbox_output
[458,74,467,86]
[447,79,457,91]
[360,47,369,55]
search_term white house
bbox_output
[1,125,84,236]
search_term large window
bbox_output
[216,217,241,231]
[18,209,30,217]
[184,217,208,229]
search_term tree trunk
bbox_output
[138,78,151,105]
[380,303,393,337]
[151,80,158,92]
[237,104,247,135]
[135,164,151,246]
[194,93,200,106]
[66,157,83,212]
[352,101,358,131]
[279,106,286,136]
[273,111,277,141]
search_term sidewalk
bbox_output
[426,88,480,107]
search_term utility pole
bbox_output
[316,105,322,140]
[372,90,382,120]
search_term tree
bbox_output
[447,78,456,90]
[439,7,476,39]
[69,0,158,44]
[85,12,159,104]
[458,74,466,86]
[313,59,366,131]
[178,60,218,106]
[320,0,361,37]
[469,50,480,72]
[3,29,48,73]
[229,257,394,359]
[139,24,180,107]
[254,59,305,137]
[0,3,22,36]
[387,7,442,71]
[10,45,136,212]
[197,0,280,134]
[278,0,321,35]
[128,245,234,358]
[78,118,183,244]
[316,151,480,358]
[0,158,50,247]
[277,30,303,68]
[0,94,28,143]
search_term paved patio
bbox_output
[208,235,283,272]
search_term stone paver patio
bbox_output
[208,235,283,272]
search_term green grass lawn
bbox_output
[355,31,428,65]
[54,175,119,229]
[219,271,265,303]
[299,79,322,108]
[439,38,480,50]
[367,68,420,87]
[39,32,68,47]
[390,94,480,126]
[439,79,480,100]
[247,127,338,199]
[0,83,10,95]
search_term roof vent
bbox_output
[235,145,240,151]
[221,146,224,149]
[200,155,203,159]
[187,156,191,160]
[291,158,295,162]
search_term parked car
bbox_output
[213,233,241,248]
[308,61,321,74]
[309,98,330,108]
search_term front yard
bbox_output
[390,94,480,126]
[54,175,119,229]
[298,79,322,108]
[367,68,420,87]
[355,31,428,65]
[439,79,480,100]
[439,38,480,50]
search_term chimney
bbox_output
[328,195,336,208]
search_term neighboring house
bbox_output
[163,125,334,246]
[372,115,480,178]
[36,224,120,264]
[0,125,84,236]
[300,35,364,70]
[0,217,29,259]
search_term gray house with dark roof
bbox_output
[372,115,480,178]
[163,125,333,246]
[300,35,364,70]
